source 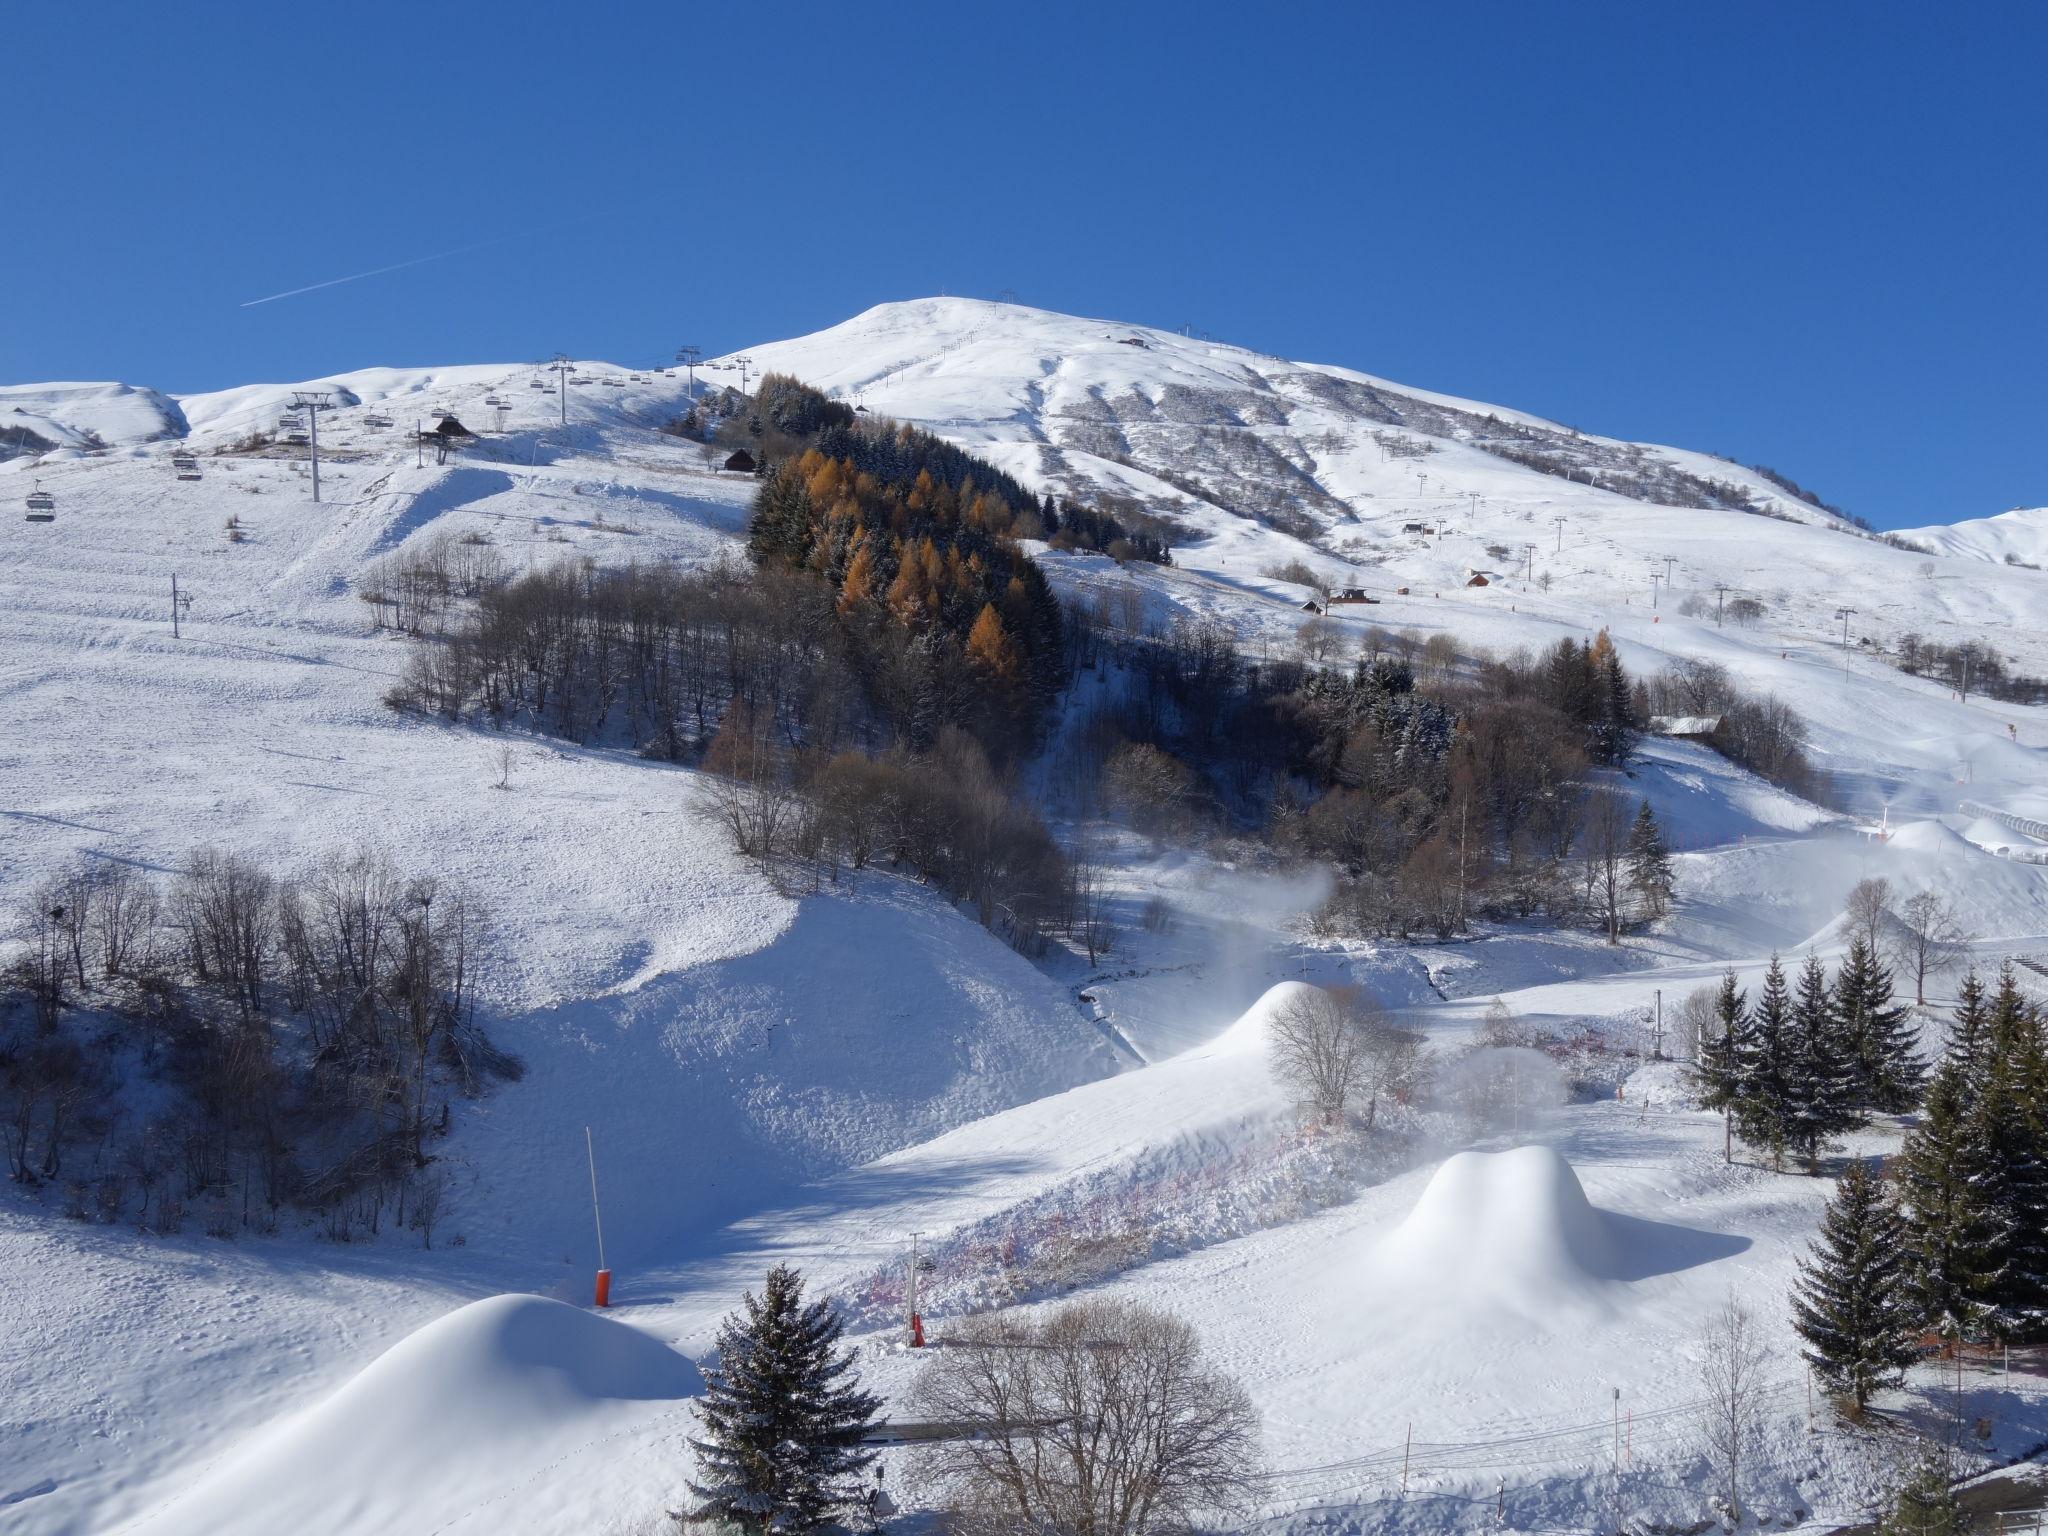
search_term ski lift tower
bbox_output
[292,391,334,502]
[675,344,701,401]
[547,354,576,429]
[733,354,754,395]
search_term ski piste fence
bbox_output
[1959,801,2048,863]
[1252,1358,2048,1533]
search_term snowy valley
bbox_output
[2,298,2046,1536]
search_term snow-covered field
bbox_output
[3,300,2046,1534]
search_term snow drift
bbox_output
[124,1295,701,1536]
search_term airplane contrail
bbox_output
[238,234,512,308]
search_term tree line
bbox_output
[1067,616,1690,942]
[1,847,516,1244]
[1895,632,2048,706]
[1791,965,2048,1426]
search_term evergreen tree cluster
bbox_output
[1695,942,1923,1168]
[748,448,1068,752]
[751,372,1170,564]
[1896,967,2048,1343]
[1526,630,1641,766]
[1039,495,1173,563]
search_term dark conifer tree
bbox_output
[1792,1160,1920,1411]
[1791,952,1861,1165]
[1899,973,2002,1340]
[1834,937,1923,1114]
[1595,643,1638,765]
[1735,955,1798,1169]
[1877,1453,1964,1536]
[686,1264,881,1535]
[1972,968,2048,1340]
[1695,969,1753,1165]
[1624,800,1675,922]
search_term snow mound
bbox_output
[1202,979,1324,1057]
[1896,506,2048,568]
[126,1295,701,1536]
[0,380,188,450]
[1368,1147,1621,1318]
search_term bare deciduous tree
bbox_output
[1295,614,1340,663]
[1674,982,1720,1062]
[1889,890,1969,1006]
[1698,1298,1771,1525]
[1267,985,1419,1127]
[1582,789,1630,945]
[1101,743,1198,839]
[910,1299,1263,1536]
[1843,877,1894,954]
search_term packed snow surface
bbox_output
[119,1295,701,1536]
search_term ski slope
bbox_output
[3,299,2047,1534]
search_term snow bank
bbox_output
[124,1295,701,1536]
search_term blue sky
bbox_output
[5,3,2042,528]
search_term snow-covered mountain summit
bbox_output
[729,296,1850,536]
[729,297,2048,682]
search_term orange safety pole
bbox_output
[586,1126,611,1307]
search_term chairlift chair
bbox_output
[25,482,55,521]
[530,377,548,390]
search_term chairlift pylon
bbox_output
[25,481,56,520]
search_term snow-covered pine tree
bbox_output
[686,1264,880,1535]
[1972,967,2048,1341]
[1792,952,1862,1166]
[1791,1160,1919,1411]
[1734,955,1798,1169]
[1899,974,2001,1342]
[1694,969,1753,1165]
[1624,799,1675,923]
[1833,937,1924,1114]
